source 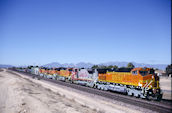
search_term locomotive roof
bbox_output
[131,67,150,71]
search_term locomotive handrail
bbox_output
[143,82,148,88]
[145,80,153,89]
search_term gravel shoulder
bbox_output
[160,76,172,100]
[0,69,97,113]
[0,69,162,113]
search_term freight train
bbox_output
[14,66,163,100]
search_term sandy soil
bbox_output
[160,76,172,100]
[0,69,157,113]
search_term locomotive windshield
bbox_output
[68,69,73,71]
[149,68,155,74]
[139,71,148,76]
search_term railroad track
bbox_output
[7,70,172,113]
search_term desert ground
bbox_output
[0,69,171,113]
[159,76,172,100]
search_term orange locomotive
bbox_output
[97,67,162,100]
[55,68,73,81]
[39,68,56,79]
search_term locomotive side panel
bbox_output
[60,70,70,77]
[98,73,106,82]
[78,69,92,81]
[101,72,143,87]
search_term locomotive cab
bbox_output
[131,68,162,100]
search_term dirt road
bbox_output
[0,69,158,113]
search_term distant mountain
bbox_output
[0,64,14,68]
[100,61,167,70]
[99,61,129,67]
[132,62,167,70]
[42,62,94,68]
[42,62,168,70]
[0,62,167,70]
[43,62,62,68]
[75,62,94,68]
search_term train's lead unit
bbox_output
[96,68,162,100]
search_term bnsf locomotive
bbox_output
[16,66,163,100]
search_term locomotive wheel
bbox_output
[126,89,130,96]
[93,84,96,89]
[37,77,40,80]
[156,94,162,101]
[146,94,151,100]
[136,94,140,98]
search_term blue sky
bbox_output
[0,0,171,66]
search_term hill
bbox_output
[0,64,14,68]
[42,61,168,70]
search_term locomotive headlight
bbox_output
[138,82,142,87]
